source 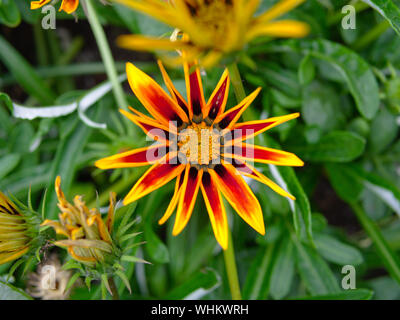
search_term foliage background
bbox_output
[1,0,400,300]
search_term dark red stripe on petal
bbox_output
[124,158,184,204]
[211,164,264,234]
[173,167,202,235]
[228,121,274,142]
[207,70,229,120]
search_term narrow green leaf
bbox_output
[295,288,373,300]
[0,281,32,300]
[362,0,400,36]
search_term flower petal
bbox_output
[247,20,309,41]
[158,173,184,225]
[59,0,79,14]
[126,63,189,127]
[124,156,185,205]
[227,113,300,143]
[215,87,261,129]
[184,59,206,119]
[229,157,295,200]
[205,69,230,121]
[117,35,190,52]
[172,166,202,235]
[95,144,168,169]
[200,171,228,250]
[120,109,174,143]
[157,60,190,116]
[0,247,29,265]
[30,0,52,10]
[229,143,304,166]
[255,0,306,22]
[209,163,265,235]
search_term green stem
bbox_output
[223,229,242,300]
[352,20,390,51]
[83,0,133,134]
[350,202,400,285]
[327,1,369,26]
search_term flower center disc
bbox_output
[178,122,221,166]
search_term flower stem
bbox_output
[223,229,242,300]
[83,0,133,134]
[352,20,390,51]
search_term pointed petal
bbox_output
[158,174,184,225]
[229,157,295,200]
[184,58,206,119]
[59,0,79,13]
[255,0,306,22]
[209,163,265,235]
[229,143,304,166]
[247,20,309,41]
[95,144,168,169]
[205,69,230,121]
[120,109,174,143]
[0,192,20,216]
[200,172,228,250]
[227,113,300,143]
[0,247,29,265]
[30,0,52,9]
[215,87,261,129]
[157,60,190,116]
[172,166,202,235]
[117,35,190,52]
[124,157,185,205]
[126,63,189,127]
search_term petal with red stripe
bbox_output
[227,113,300,143]
[120,109,174,143]
[126,63,189,127]
[228,143,304,166]
[215,87,261,129]
[209,163,265,235]
[172,166,202,235]
[200,171,228,250]
[228,157,295,200]
[158,173,185,225]
[123,157,185,205]
[157,60,190,117]
[205,69,230,120]
[95,144,168,169]
[184,60,206,119]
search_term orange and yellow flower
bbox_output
[95,58,303,249]
[31,0,80,14]
[115,0,309,67]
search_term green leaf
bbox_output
[269,237,295,300]
[314,233,364,265]
[144,221,170,264]
[298,54,315,86]
[0,281,32,300]
[165,268,220,300]
[325,163,364,203]
[0,153,20,180]
[0,35,55,104]
[293,237,340,295]
[295,289,373,300]
[362,0,400,36]
[0,0,21,27]
[368,107,399,154]
[294,131,366,162]
[263,39,380,119]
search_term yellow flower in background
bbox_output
[0,193,32,265]
[42,176,116,266]
[115,0,309,67]
[31,0,80,14]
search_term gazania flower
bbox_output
[95,59,303,249]
[27,254,74,300]
[115,0,309,67]
[31,0,79,14]
[42,176,117,266]
[0,193,32,265]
